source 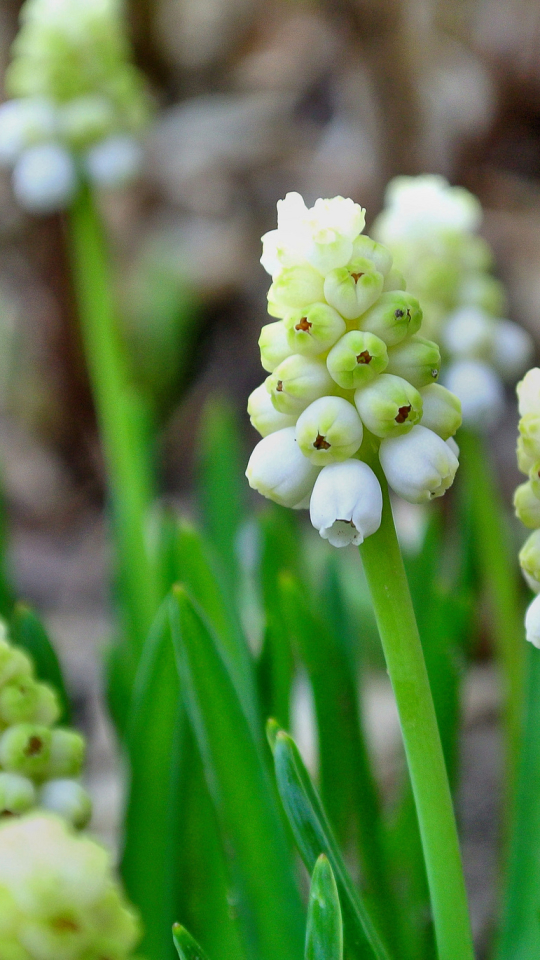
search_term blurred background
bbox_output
[1,0,540,946]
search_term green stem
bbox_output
[458,429,525,826]
[359,446,474,960]
[67,186,159,656]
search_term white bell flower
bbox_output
[442,306,496,360]
[266,355,334,415]
[295,396,363,465]
[12,142,77,213]
[373,174,482,245]
[379,424,459,503]
[517,367,540,419]
[309,459,382,547]
[419,383,462,440]
[525,593,540,648]
[491,320,534,383]
[247,383,297,437]
[246,427,319,508]
[443,358,505,431]
[85,134,142,188]
[0,97,57,166]
[39,778,92,829]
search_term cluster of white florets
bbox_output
[0,0,148,213]
[514,369,540,646]
[373,176,533,431]
[0,813,141,959]
[0,620,91,828]
[246,193,462,548]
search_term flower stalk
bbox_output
[359,440,474,960]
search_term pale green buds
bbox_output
[514,482,540,529]
[247,383,296,437]
[520,528,540,592]
[268,265,325,317]
[266,356,334,415]
[283,303,346,357]
[358,291,422,346]
[517,368,540,418]
[383,268,406,292]
[295,397,363,465]
[0,677,39,726]
[259,321,291,373]
[0,724,51,778]
[0,771,36,816]
[385,335,441,389]
[39,778,92,828]
[518,435,537,475]
[326,330,388,389]
[518,415,540,469]
[32,683,61,726]
[47,729,85,778]
[59,94,115,148]
[351,235,393,276]
[323,258,384,320]
[354,374,423,438]
[419,383,462,440]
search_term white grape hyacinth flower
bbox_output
[246,427,319,508]
[379,424,459,504]
[525,593,540,648]
[517,367,540,419]
[373,174,482,245]
[0,97,57,166]
[491,320,534,383]
[443,358,505,431]
[12,142,77,213]
[85,134,143,189]
[309,460,383,547]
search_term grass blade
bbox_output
[305,855,343,960]
[173,924,211,960]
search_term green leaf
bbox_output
[305,855,343,960]
[170,585,305,960]
[268,723,392,960]
[173,924,212,960]
[10,603,71,723]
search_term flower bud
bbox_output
[0,724,51,778]
[354,374,423,439]
[351,235,393,276]
[419,383,462,440]
[268,265,325,318]
[517,368,540,418]
[0,677,39,726]
[309,460,382,547]
[283,303,346,357]
[85,134,143,188]
[520,529,540,593]
[323,258,384,320]
[59,94,115,148]
[379,424,459,503]
[442,306,496,360]
[518,416,540,467]
[357,292,422,346]
[492,320,533,383]
[0,772,36,816]
[259,321,291,373]
[296,396,363,465]
[0,642,32,688]
[443,359,505,431]
[385,335,440,389]
[529,461,540,500]
[383,268,406,292]
[518,434,537,475]
[246,427,319,508]
[247,384,296,437]
[46,729,85,779]
[0,97,57,166]
[31,683,61,726]
[514,482,540,529]
[446,436,459,458]
[525,594,540,647]
[266,355,334,415]
[326,330,388,389]
[12,143,77,213]
[39,778,92,829]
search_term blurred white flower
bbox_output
[85,134,143,188]
[12,142,77,213]
[443,358,505,430]
[373,174,482,244]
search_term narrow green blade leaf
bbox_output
[306,855,343,960]
[10,603,71,723]
[268,723,391,960]
[170,586,305,960]
[173,924,211,960]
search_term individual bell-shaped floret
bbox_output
[266,355,334,415]
[259,321,291,373]
[283,303,346,357]
[0,771,36,816]
[0,724,52,778]
[326,330,388,389]
[354,374,423,439]
[46,728,85,779]
[379,424,459,503]
[444,358,505,431]
[85,134,143,189]
[442,306,496,360]
[517,368,540,418]
[268,265,325,318]
[0,675,40,726]
[296,397,364,466]
[385,335,441,389]
[357,291,422,346]
[246,427,320,508]
[12,142,77,213]
[351,235,393,276]
[39,778,92,829]
[0,640,33,688]
[247,384,297,437]
[0,97,57,165]
[519,529,540,592]
[32,682,61,725]
[525,593,540,647]
[419,383,462,440]
[309,460,383,547]
[514,481,540,529]
[491,320,534,384]
[518,432,538,475]
[323,257,384,320]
